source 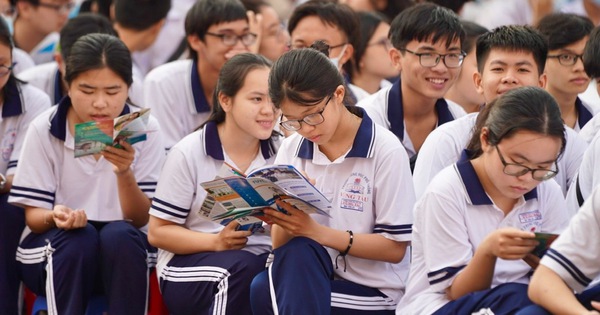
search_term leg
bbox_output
[17,224,99,315]
[0,193,25,314]
[250,237,334,315]
[434,283,533,315]
[331,280,396,315]
[99,221,155,315]
[160,250,267,315]
[516,283,600,315]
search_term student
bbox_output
[397,86,570,315]
[148,53,278,315]
[444,20,488,114]
[18,13,117,104]
[287,0,370,102]
[144,0,255,151]
[241,0,290,62]
[518,186,600,315]
[356,3,467,168]
[537,13,596,131]
[11,0,73,64]
[413,25,587,199]
[348,11,398,95]
[0,18,50,314]
[579,26,600,144]
[9,33,163,314]
[250,45,415,314]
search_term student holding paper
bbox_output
[148,53,279,315]
[250,44,416,314]
[9,33,164,314]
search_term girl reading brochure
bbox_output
[250,44,416,314]
[397,87,570,315]
[9,34,163,314]
[148,53,280,315]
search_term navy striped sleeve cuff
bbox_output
[428,265,466,285]
[545,248,591,288]
[151,197,190,224]
[10,185,55,208]
[373,224,412,235]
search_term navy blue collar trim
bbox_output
[575,97,593,128]
[190,59,211,113]
[49,96,131,141]
[53,69,64,105]
[296,107,374,159]
[387,79,455,141]
[456,150,537,205]
[203,121,276,161]
[2,79,24,118]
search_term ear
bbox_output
[340,44,354,66]
[474,71,484,96]
[54,53,66,76]
[538,73,547,88]
[16,1,33,18]
[389,48,402,72]
[109,3,115,20]
[333,84,345,104]
[218,92,233,113]
[150,19,166,37]
[480,126,491,151]
[187,34,204,54]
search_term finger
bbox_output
[591,301,600,311]
[225,220,241,231]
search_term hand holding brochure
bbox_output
[200,164,332,227]
[74,108,153,157]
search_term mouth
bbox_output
[510,186,530,194]
[570,77,590,85]
[90,115,110,121]
[427,78,447,85]
[257,120,273,128]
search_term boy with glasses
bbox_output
[144,0,257,152]
[357,3,467,171]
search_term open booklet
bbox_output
[199,163,332,231]
[531,232,559,258]
[74,108,153,157]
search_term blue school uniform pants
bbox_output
[0,193,25,314]
[515,283,600,314]
[159,250,268,315]
[17,221,155,314]
[250,237,397,315]
[433,282,533,314]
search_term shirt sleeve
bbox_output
[132,115,165,199]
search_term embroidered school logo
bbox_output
[339,173,371,212]
[1,128,16,162]
[518,210,542,232]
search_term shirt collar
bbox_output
[456,150,538,205]
[53,69,65,105]
[2,78,24,118]
[387,79,456,141]
[575,97,593,129]
[190,59,211,113]
[203,120,277,161]
[49,96,131,141]
[296,107,375,159]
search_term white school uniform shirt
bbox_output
[565,130,600,216]
[24,32,59,65]
[541,186,600,294]
[356,79,466,158]
[12,48,35,75]
[397,153,570,315]
[143,59,210,151]
[18,61,145,106]
[573,97,599,132]
[9,97,164,224]
[149,121,277,276]
[579,113,600,144]
[274,110,415,303]
[412,112,587,199]
[0,81,51,176]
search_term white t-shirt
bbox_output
[397,155,569,315]
[274,110,415,303]
[12,48,35,75]
[565,129,600,216]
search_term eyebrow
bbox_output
[78,83,122,89]
[557,48,582,54]
[416,45,461,52]
[512,152,556,165]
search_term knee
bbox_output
[250,270,271,310]
[54,224,99,254]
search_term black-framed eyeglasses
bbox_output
[495,146,558,181]
[0,62,15,77]
[367,38,392,51]
[547,53,584,66]
[400,48,466,68]
[37,2,75,15]
[279,94,333,131]
[205,32,257,47]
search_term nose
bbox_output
[92,95,108,109]
[573,56,586,72]
[430,57,448,72]
[501,70,518,85]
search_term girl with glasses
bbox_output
[397,86,570,315]
[250,43,415,314]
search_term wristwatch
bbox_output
[0,173,7,191]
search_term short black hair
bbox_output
[461,20,488,54]
[350,11,388,77]
[424,0,471,13]
[60,13,117,60]
[114,0,171,31]
[584,26,600,79]
[476,25,548,74]
[389,3,465,50]
[240,0,268,13]
[536,13,593,51]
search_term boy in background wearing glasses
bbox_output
[357,3,467,172]
[143,0,257,152]
[11,0,72,64]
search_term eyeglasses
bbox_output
[400,48,466,68]
[367,38,392,51]
[547,53,584,66]
[0,62,15,76]
[205,32,257,47]
[495,146,558,181]
[279,94,333,131]
[37,2,75,15]
[290,42,346,54]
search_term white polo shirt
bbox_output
[413,112,587,199]
[573,97,599,132]
[0,81,51,175]
[149,121,278,276]
[397,153,569,315]
[12,48,35,75]
[565,130,600,216]
[541,186,600,294]
[356,79,466,158]
[274,110,415,303]
[26,32,59,65]
[9,96,164,222]
[143,59,211,151]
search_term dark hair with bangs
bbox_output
[584,26,600,79]
[476,25,548,74]
[184,0,248,60]
[536,13,593,51]
[60,13,117,61]
[389,3,465,50]
[349,11,388,79]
